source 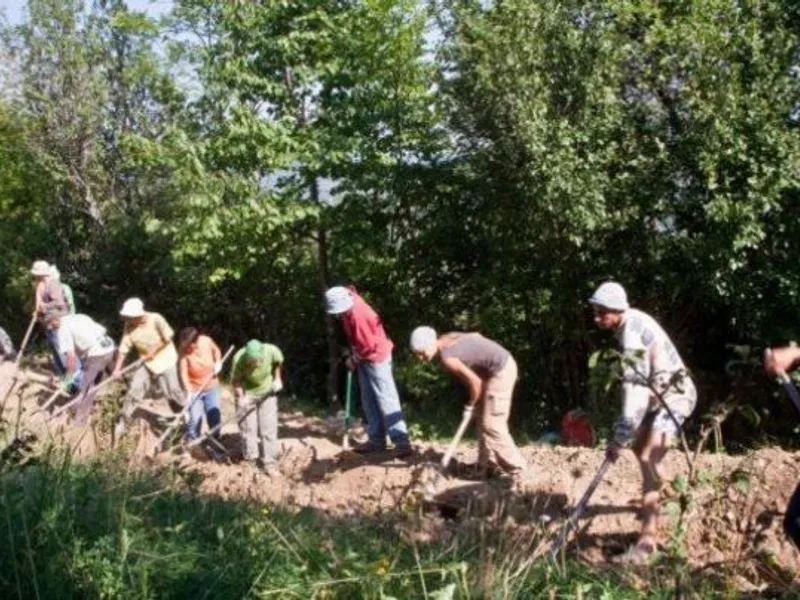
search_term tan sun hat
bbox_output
[30,260,51,277]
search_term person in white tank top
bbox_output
[589,281,697,564]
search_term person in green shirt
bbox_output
[231,339,284,476]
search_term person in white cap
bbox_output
[325,285,412,457]
[30,259,70,375]
[43,308,115,424]
[588,281,697,563]
[112,298,184,436]
[409,326,526,480]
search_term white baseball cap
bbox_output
[589,282,629,311]
[119,297,145,318]
[410,326,437,352]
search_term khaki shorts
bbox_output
[648,379,697,439]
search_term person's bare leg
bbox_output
[632,426,668,551]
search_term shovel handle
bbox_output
[549,457,612,560]
[14,315,37,370]
[441,409,473,469]
[47,357,145,421]
[342,370,353,449]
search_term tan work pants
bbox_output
[477,357,525,472]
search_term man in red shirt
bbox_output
[325,286,412,456]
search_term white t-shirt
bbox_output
[57,314,114,358]
[613,308,693,444]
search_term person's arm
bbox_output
[147,315,174,359]
[272,364,284,392]
[441,356,484,407]
[34,281,45,315]
[608,328,652,457]
[230,352,245,399]
[56,327,78,382]
[112,330,132,376]
[764,346,800,378]
[343,307,382,368]
[178,356,191,391]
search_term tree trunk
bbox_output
[310,177,339,405]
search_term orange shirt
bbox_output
[180,335,220,392]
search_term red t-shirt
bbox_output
[340,288,393,364]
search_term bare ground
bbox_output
[2,361,799,593]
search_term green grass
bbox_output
[0,448,744,599]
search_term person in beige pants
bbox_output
[410,326,525,479]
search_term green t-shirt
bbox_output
[231,343,284,396]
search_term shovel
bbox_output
[336,369,358,458]
[47,358,145,421]
[422,407,474,499]
[549,457,612,560]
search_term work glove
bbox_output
[345,355,358,371]
[271,379,284,394]
[213,361,223,376]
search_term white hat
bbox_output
[30,260,51,277]
[410,326,437,352]
[120,297,145,318]
[50,265,61,280]
[589,282,629,311]
[325,286,353,315]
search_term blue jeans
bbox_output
[46,327,66,376]
[356,356,409,448]
[186,385,221,441]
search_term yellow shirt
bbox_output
[118,312,178,375]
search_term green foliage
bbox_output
[2,0,800,444]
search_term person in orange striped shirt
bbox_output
[178,327,222,449]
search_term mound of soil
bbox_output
[2,361,799,592]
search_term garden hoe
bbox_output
[46,357,146,422]
[0,314,37,421]
[548,457,612,560]
[421,407,474,500]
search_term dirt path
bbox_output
[3,361,799,591]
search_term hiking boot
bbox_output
[352,442,387,455]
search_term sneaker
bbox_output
[614,541,657,565]
[393,445,414,459]
[259,462,281,478]
[352,442,387,455]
